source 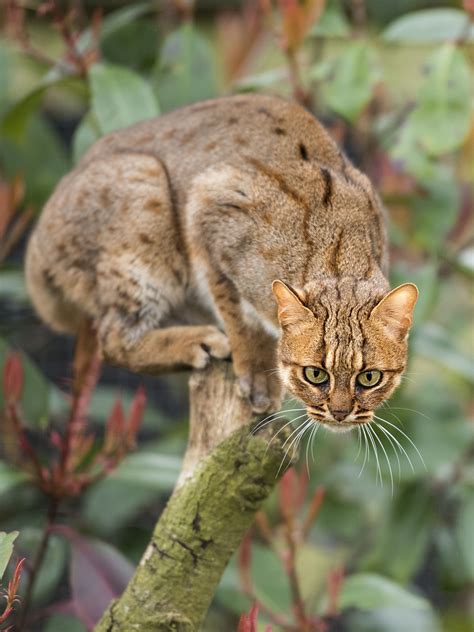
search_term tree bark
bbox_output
[94,361,293,631]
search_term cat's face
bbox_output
[273,278,418,432]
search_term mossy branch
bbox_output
[94,361,292,631]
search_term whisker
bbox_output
[375,421,402,480]
[355,426,362,462]
[277,418,312,477]
[374,415,426,469]
[358,425,369,478]
[385,406,432,421]
[264,414,308,455]
[281,417,311,450]
[371,424,394,496]
[310,423,320,462]
[253,408,306,434]
[374,422,415,474]
[366,424,383,487]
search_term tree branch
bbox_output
[95,361,293,631]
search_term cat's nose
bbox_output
[330,409,350,422]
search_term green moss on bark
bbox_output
[94,421,289,631]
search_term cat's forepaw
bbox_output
[237,371,283,414]
[190,327,231,369]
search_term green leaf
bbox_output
[0,270,28,303]
[0,114,70,208]
[363,485,435,582]
[295,542,347,606]
[410,174,460,250]
[78,1,156,54]
[1,76,86,142]
[0,531,19,581]
[82,478,162,535]
[250,543,292,614]
[107,452,181,489]
[17,530,68,604]
[72,111,102,163]
[455,490,474,580]
[382,9,474,44]
[89,63,159,135]
[0,337,51,425]
[154,23,218,111]
[414,324,474,384]
[44,615,87,632]
[322,42,380,122]
[410,45,472,156]
[346,605,441,632]
[101,19,159,71]
[0,461,28,497]
[0,42,12,111]
[339,573,431,611]
[310,1,350,37]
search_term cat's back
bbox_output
[79,94,346,189]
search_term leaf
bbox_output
[0,338,51,425]
[1,76,86,142]
[410,174,460,250]
[382,9,474,43]
[101,19,159,71]
[295,542,347,606]
[0,114,70,208]
[363,484,435,582]
[108,451,181,489]
[0,531,19,580]
[89,63,159,135]
[250,543,292,615]
[154,23,218,111]
[409,45,472,156]
[43,614,87,632]
[0,461,27,496]
[339,573,431,612]
[0,42,12,111]
[84,2,156,47]
[82,479,162,535]
[345,605,441,632]
[414,323,474,384]
[65,529,134,628]
[0,269,28,303]
[17,530,68,604]
[322,42,380,122]
[310,2,350,37]
[455,490,474,580]
[72,111,102,163]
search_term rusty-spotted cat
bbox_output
[26,94,418,429]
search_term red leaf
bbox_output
[3,352,23,403]
[103,399,125,454]
[125,385,146,447]
[278,467,297,519]
[53,526,134,630]
[237,603,260,632]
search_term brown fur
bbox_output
[25,94,417,425]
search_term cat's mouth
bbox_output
[307,409,372,433]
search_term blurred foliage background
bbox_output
[0,0,473,630]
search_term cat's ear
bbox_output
[272,280,312,328]
[371,283,419,340]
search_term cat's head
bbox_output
[272,277,418,432]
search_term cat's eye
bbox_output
[357,370,382,388]
[303,367,329,385]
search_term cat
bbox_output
[25,94,418,430]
